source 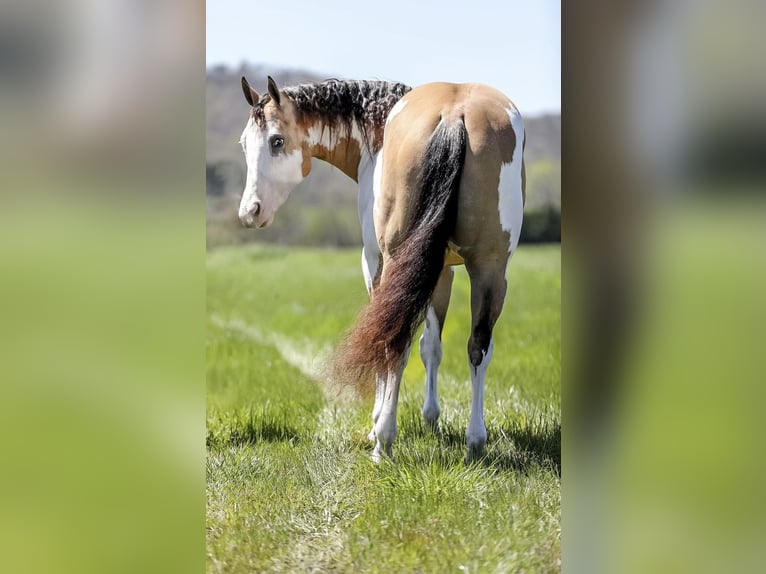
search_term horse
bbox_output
[238,76,525,461]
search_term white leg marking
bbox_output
[372,369,400,462]
[368,373,386,442]
[467,338,494,455]
[358,151,386,442]
[498,108,525,257]
[371,345,410,462]
[361,234,381,441]
[419,306,442,428]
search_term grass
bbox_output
[207,244,560,572]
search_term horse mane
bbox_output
[253,79,412,152]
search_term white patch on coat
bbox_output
[358,150,381,292]
[367,144,385,278]
[385,99,408,126]
[497,107,525,256]
[307,121,363,151]
[371,144,385,206]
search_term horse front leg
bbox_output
[371,346,409,462]
[368,373,386,442]
[360,246,385,442]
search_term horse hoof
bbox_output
[371,440,393,464]
[465,443,486,463]
[424,418,440,434]
[371,445,385,464]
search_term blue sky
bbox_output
[207,0,560,116]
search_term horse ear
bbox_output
[267,76,281,106]
[241,76,259,107]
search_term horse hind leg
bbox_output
[420,265,454,430]
[465,259,508,460]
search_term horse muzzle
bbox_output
[238,200,271,228]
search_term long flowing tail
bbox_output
[336,117,467,384]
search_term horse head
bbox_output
[238,76,310,228]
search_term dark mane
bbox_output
[253,79,412,151]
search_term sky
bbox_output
[207,0,560,116]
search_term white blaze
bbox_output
[239,117,304,227]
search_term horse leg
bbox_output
[372,345,410,462]
[465,259,508,459]
[368,373,386,442]
[361,246,387,442]
[420,265,453,430]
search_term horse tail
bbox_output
[336,117,467,384]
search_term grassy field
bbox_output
[206,244,560,573]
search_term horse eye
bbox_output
[270,136,285,151]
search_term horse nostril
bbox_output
[253,201,261,216]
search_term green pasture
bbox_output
[207,244,560,573]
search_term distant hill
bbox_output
[206,63,560,247]
[524,114,560,164]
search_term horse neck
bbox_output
[303,117,375,182]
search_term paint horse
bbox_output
[239,76,525,460]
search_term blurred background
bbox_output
[564,1,766,572]
[0,1,204,574]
